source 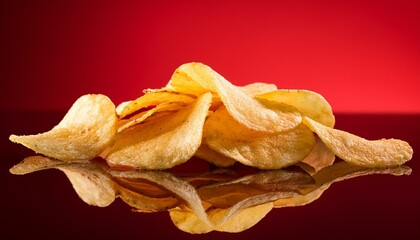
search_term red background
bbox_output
[1,0,420,113]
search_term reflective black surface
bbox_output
[1,111,419,239]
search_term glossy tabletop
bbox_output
[1,111,419,239]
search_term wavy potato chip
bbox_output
[117,101,189,133]
[194,144,236,167]
[203,107,315,169]
[300,137,336,174]
[256,89,335,127]
[166,62,302,133]
[240,82,278,96]
[105,92,212,170]
[9,94,117,161]
[118,90,195,119]
[9,62,413,172]
[303,117,413,167]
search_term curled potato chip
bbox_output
[115,100,131,116]
[117,101,189,133]
[240,82,278,96]
[256,89,335,127]
[194,144,236,167]
[300,136,336,174]
[105,92,212,169]
[118,90,195,119]
[203,107,315,169]
[9,94,117,161]
[303,117,413,167]
[166,62,302,133]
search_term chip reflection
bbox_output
[10,156,411,234]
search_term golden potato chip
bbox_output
[115,100,131,116]
[256,89,335,127]
[303,117,413,167]
[105,92,212,170]
[300,136,336,174]
[118,90,195,119]
[203,107,315,169]
[194,144,236,168]
[240,82,278,96]
[10,156,116,207]
[166,62,301,133]
[117,101,189,133]
[9,94,117,161]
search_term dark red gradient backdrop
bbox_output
[1,0,420,112]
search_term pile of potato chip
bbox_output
[9,62,413,170]
[9,62,414,233]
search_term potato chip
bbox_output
[240,82,278,96]
[105,92,212,170]
[9,94,117,161]
[166,62,301,133]
[300,136,336,174]
[203,107,315,169]
[117,101,189,133]
[256,89,335,127]
[10,156,116,207]
[115,100,131,116]
[194,144,236,168]
[303,117,413,167]
[118,90,195,119]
